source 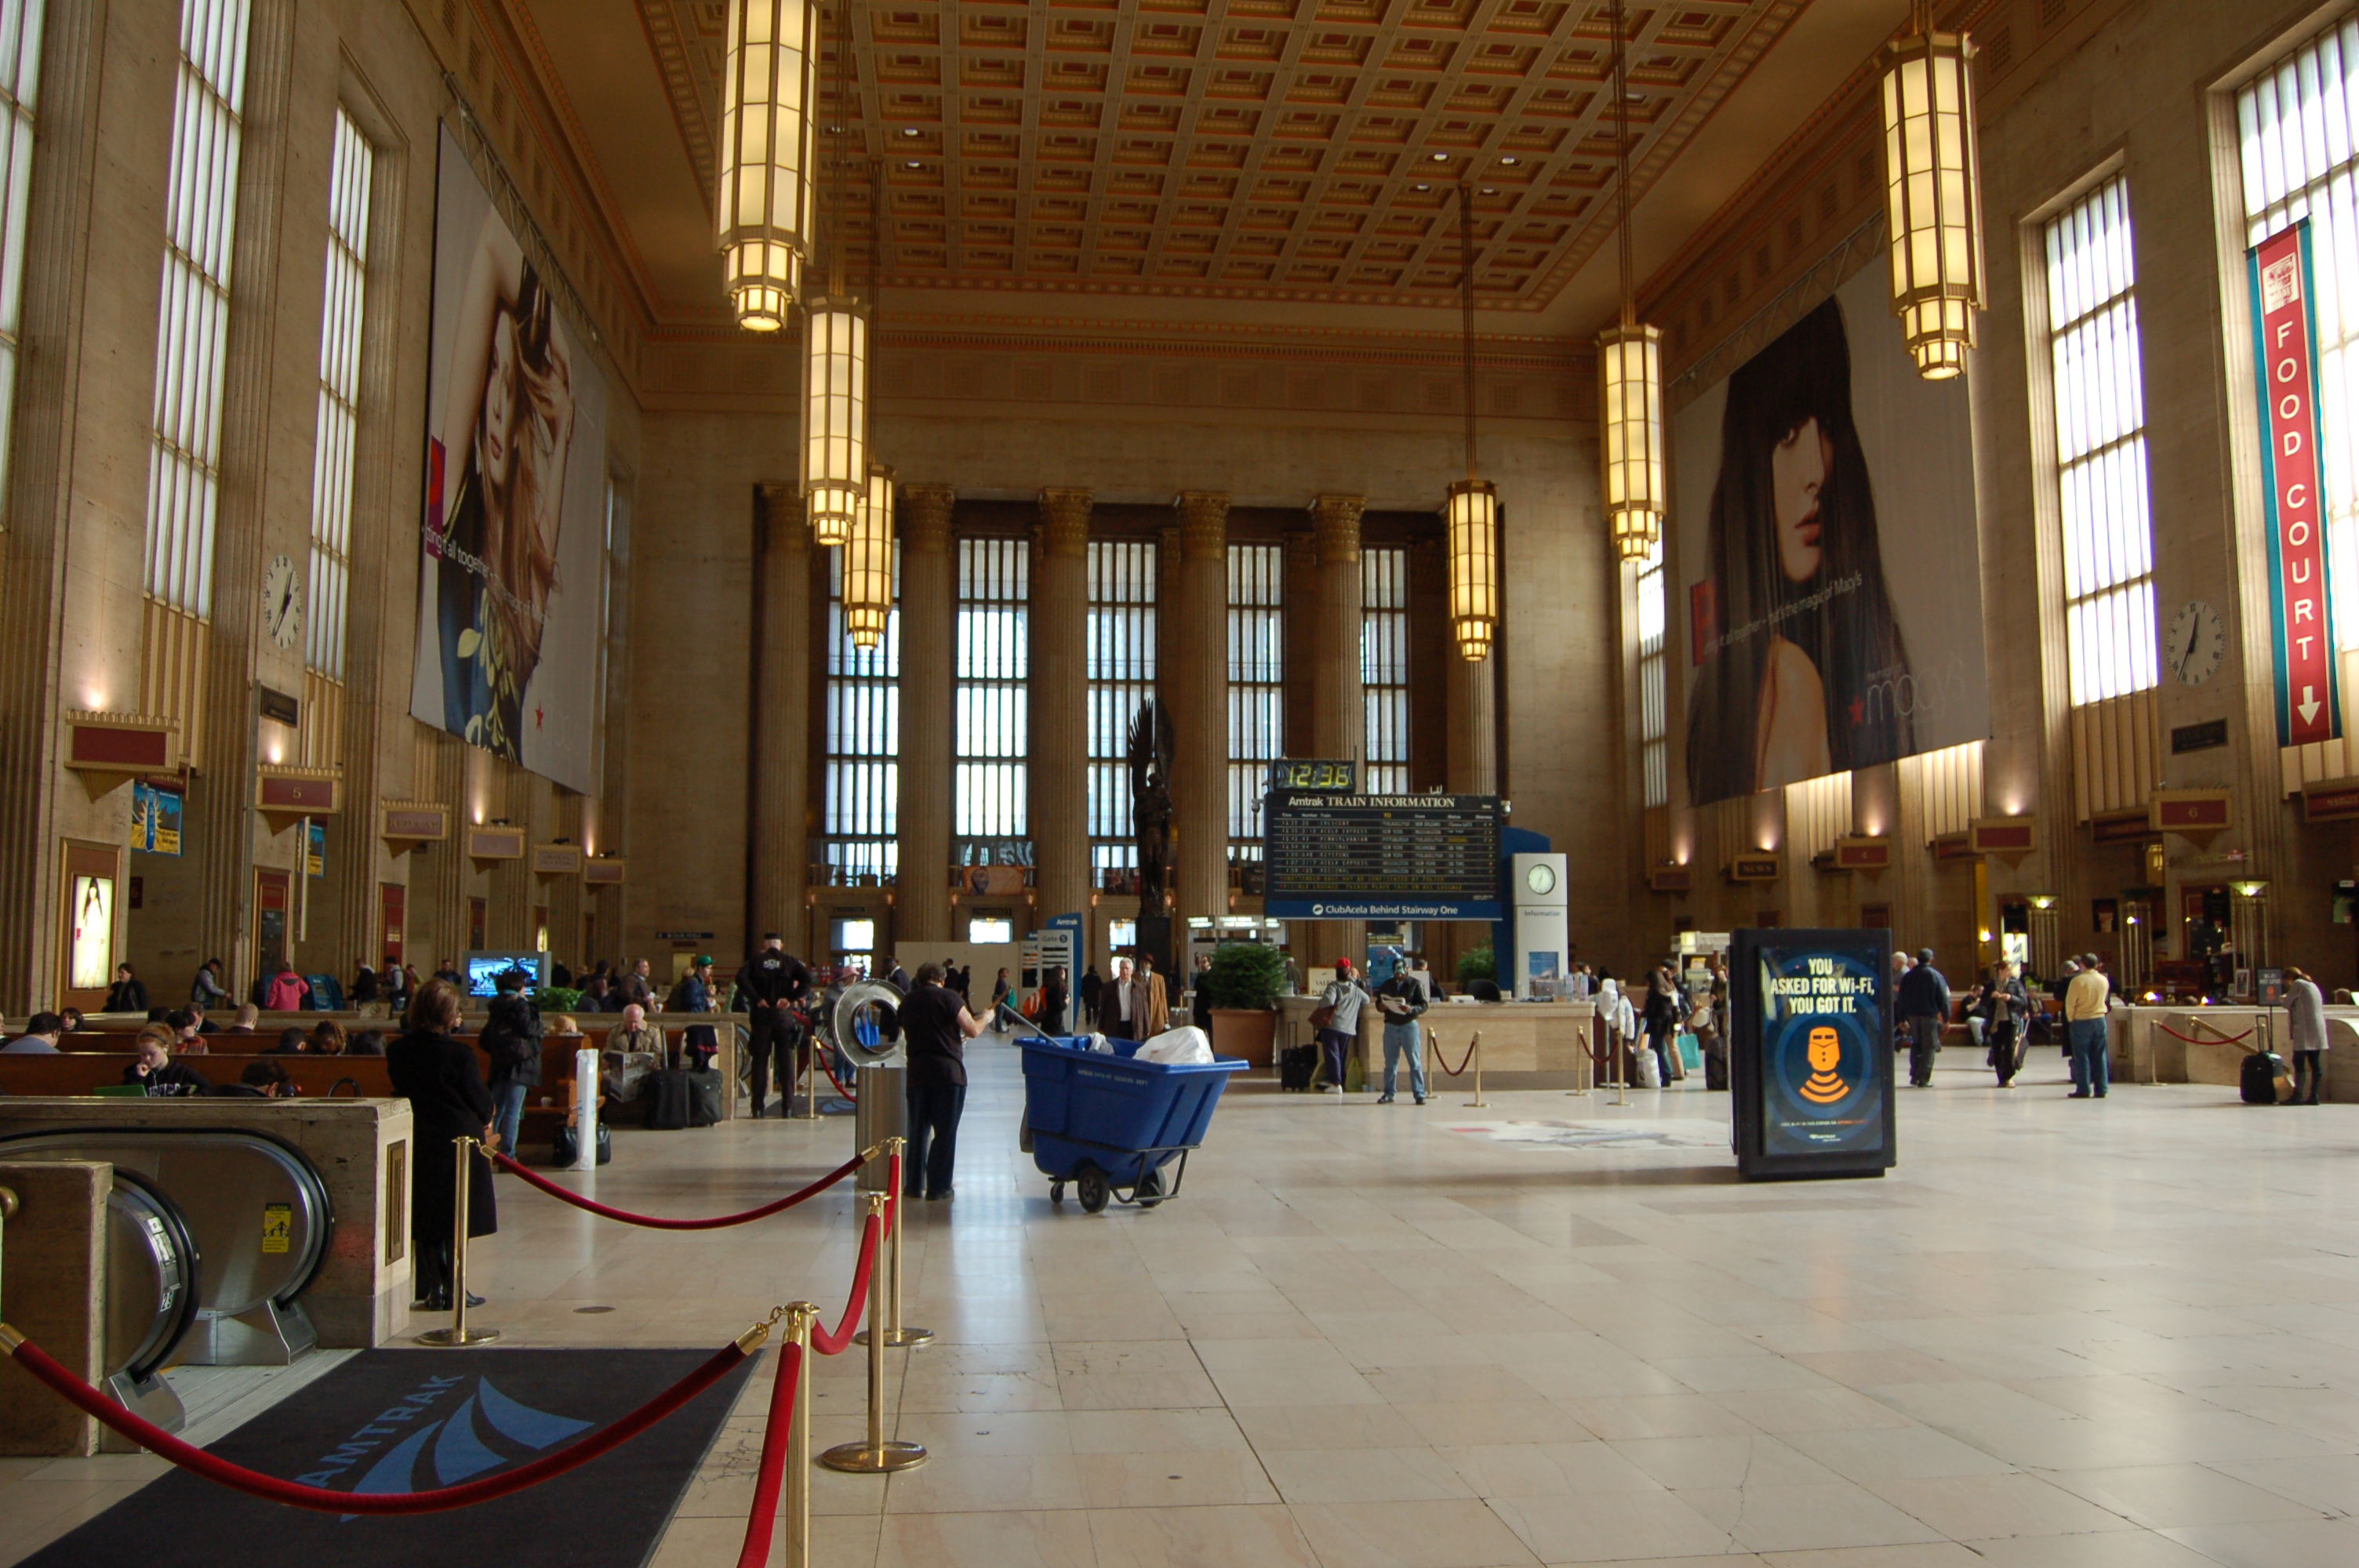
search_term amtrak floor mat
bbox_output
[24,1348,758,1568]
[1447,1117,1732,1152]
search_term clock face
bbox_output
[1525,862,1558,896]
[260,554,304,650]
[2165,600,2226,688]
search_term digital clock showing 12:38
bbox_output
[1269,759,1358,793]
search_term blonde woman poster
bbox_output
[1677,264,1987,807]
[411,128,608,793]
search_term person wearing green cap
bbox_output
[670,956,720,1069]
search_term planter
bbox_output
[1209,1007,1278,1069]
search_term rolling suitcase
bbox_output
[1279,1044,1317,1091]
[2241,1051,2283,1105]
[685,1068,725,1127]
[645,1069,692,1129]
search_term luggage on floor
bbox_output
[551,1119,612,1165]
[685,1067,725,1127]
[2241,1050,2282,1105]
[1632,1043,1663,1089]
[645,1069,692,1129]
[1703,1036,1728,1091]
[1279,1044,1318,1091]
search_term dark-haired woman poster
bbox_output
[1686,297,1913,804]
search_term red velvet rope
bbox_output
[489,1149,867,1229]
[820,1054,858,1103]
[2155,1022,2255,1046]
[809,1212,881,1356]
[734,1339,802,1568]
[2,1334,746,1515]
[1430,1034,1480,1078]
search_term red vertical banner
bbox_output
[2249,223,2340,746]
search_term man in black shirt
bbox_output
[743,932,815,1117]
[899,963,984,1200]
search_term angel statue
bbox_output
[1128,698,1175,915]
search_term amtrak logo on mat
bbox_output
[293,1373,591,1519]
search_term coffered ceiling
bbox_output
[501,1,1919,336]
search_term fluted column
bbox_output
[1031,489,1092,926]
[753,483,812,953]
[487,767,533,949]
[1307,495,1366,970]
[896,485,957,942]
[1448,650,1498,794]
[1171,492,1230,931]
[547,791,586,968]
[411,732,467,970]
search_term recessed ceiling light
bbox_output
[1480,187,1497,195]
[1430,151,1449,162]
[1412,183,1430,191]
[901,127,920,137]
[905,159,922,169]
[1499,156,1518,165]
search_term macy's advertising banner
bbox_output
[1674,263,1989,807]
[409,127,609,793]
[2248,220,2341,748]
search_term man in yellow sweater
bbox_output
[2064,952,2112,1099]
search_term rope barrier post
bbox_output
[783,1303,816,1568]
[858,1138,933,1349]
[419,1138,500,1346]
[1464,1030,1487,1108]
[820,1194,926,1475]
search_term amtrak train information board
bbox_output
[1729,927,1896,1180]
[1263,792,1503,920]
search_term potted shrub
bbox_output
[1455,945,1496,992]
[1200,942,1287,1068]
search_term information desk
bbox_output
[2109,1005,2359,1098]
[1276,996,1598,1086]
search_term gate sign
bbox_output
[2249,222,2340,746]
[1728,927,1896,1181]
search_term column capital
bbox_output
[1038,488,1093,557]
[1173,492,1229,562]
[758,483,807,551]
[1309,493,1365,564]
[903,485,957,554]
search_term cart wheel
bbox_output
[1135,1165,1166,1209]
[1076,1165,1110,1214]
[1049,1180,1065,1204]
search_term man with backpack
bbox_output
[1897,947,1951,1089]
[482,967,543,1157]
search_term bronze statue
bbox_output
[1128,698,1174,915]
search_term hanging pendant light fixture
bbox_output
[1447,172,1498,663]
[801,0,866,545]
[1880,0,1984,379]
[717,0,816,331]
[1597,0,1663,563]
[844,460,896,648]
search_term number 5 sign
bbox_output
[2248,221,2341,746]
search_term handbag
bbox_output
[1307,1004,1336,1031]
[550,1120,613,1166]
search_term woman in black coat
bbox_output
[387,978,497,1312]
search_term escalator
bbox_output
[0,1128,334,1377]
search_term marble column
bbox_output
[753,483,812,954]
[1031,489,1092,928]
[1439,603,1499,985]
[547,792,586,968]
[1170,492,1230,931]
[411,732,467,971]
[896,485,957,943]
[487,767,533,950]
[1307,495,1366,972]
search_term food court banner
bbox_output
[1728,927,1895,1181]
[1676,263,1987,806]
[409,126,607,793]
[2247,220,2340,747]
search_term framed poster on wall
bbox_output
[58,840,122,1012]
[1729,927,1896,1181]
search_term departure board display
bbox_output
[1263,793,1503,920]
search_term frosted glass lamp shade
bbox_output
[1446,478,1498,662]
[845,463,896,648]
[717,0,816,332]
[802,296,868,546]
[1881,28,1984,379]
[1598,318,1664,561]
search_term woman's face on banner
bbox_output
[477,310,521,490]
[1772,415,1834,583]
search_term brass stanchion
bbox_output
[1463,1030,1488,1108]
[820,1194,926,1473]
[857,1138,932,1349]
[419,1138,500,1345]
[782,1302,816,1568]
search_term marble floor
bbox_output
[9,1035,2359,1567]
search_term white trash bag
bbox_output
[1630,1039,1663,1089]
[1086,1033,1116,1054]
[1136,1025,1216,1065]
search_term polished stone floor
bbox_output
[8,1035,2359,1567]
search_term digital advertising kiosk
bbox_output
[1728,927,1896,1181]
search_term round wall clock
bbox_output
[260,554,304,651]
[2165,600,2225,687]
[1525,861,1558,896]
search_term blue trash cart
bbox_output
[1017,1035,1247,1213]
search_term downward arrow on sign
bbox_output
[2300,687,2322,724]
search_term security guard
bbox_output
[743,932,814,1116]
